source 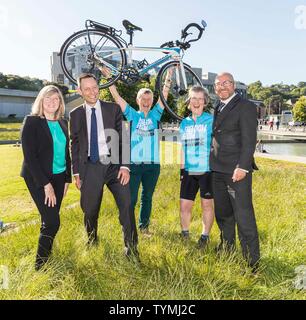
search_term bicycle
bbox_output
[59,19,207,120]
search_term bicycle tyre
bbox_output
[156,61,203,121]
[60,29,127,88]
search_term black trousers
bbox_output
[24,172,66,269]
[80,162,138,249]
[212,172,260,267]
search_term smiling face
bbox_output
[137,92,154,113]
[78,76,100,106]
[43,92,61,117]
[189,91,206,116]
[214,73,236,100]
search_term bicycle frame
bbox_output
[95,42,189,90]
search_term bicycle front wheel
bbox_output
[60,29,126,88]
[156,61,203,121]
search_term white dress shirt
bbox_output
[85,100,129,172]
[85,100,110,159]
[219,93,237,112]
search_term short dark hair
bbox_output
[77,73,97,88]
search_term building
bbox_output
[0,88,38,118]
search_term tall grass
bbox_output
[0,145,305,300]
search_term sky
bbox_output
[0,0,305,86]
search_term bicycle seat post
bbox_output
[127,30,134,46]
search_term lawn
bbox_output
[0,144,305,300]
[0,123,22,141]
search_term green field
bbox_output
[0,144,305,300]
[0,123,22,141]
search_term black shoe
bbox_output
[180,231,190,241]
[197,234,209,249]
[215,242,235,255]
[250,262,260,275]
[124,246,141,263]
[86,236,99,248]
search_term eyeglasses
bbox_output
[214,80,233,88]
[190,97,205,102]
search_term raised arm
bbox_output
[158,67,174,109]
[108,84,128,113]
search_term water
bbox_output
[257,133,306,157]
[262,143,306,157]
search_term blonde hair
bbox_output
[31,85,65,119]
[137,88,153,100]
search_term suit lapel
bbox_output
[99,100,109,129]
[58,119,68,138]
[39,118,53,144]
[214,94,241,129]
[81,104,89,144]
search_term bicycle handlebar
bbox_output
[160,20,206,50]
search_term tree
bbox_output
[292,96,306,122]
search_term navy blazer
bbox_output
[20,116,72,187]
[69,100,130,180]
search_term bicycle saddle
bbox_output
[122,20,143,33]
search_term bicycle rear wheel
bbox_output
[60,29,126,88]
[156,61,203,121]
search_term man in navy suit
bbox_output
[70,73,138,259]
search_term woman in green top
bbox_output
[101,67,173,235]
[21,85,72,270]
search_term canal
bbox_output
[257,133,306,157]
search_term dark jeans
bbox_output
[24,172,66,270]
[80,162,138,249]
[212,171,260,267]
[130,163,160,229]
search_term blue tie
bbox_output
[90,108,99,163]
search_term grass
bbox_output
[0,144,305,300]
[0,123,22,141]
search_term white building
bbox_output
[0,88,38,118]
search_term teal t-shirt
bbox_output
[179,112,213,173]
[123,103,163,163]
[47,121,67,174]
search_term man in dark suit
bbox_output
[70,73,138,259]
[210,72,260,271]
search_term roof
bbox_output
[0,88,38,98]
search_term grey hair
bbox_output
[187,85,210,106]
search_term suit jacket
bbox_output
[210,94,258,174]
[69,100,129,180]
[20,116,72,187]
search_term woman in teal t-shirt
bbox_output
[105,70,172,235]
[179,85,214,249]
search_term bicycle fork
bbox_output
[175,59,189,94]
